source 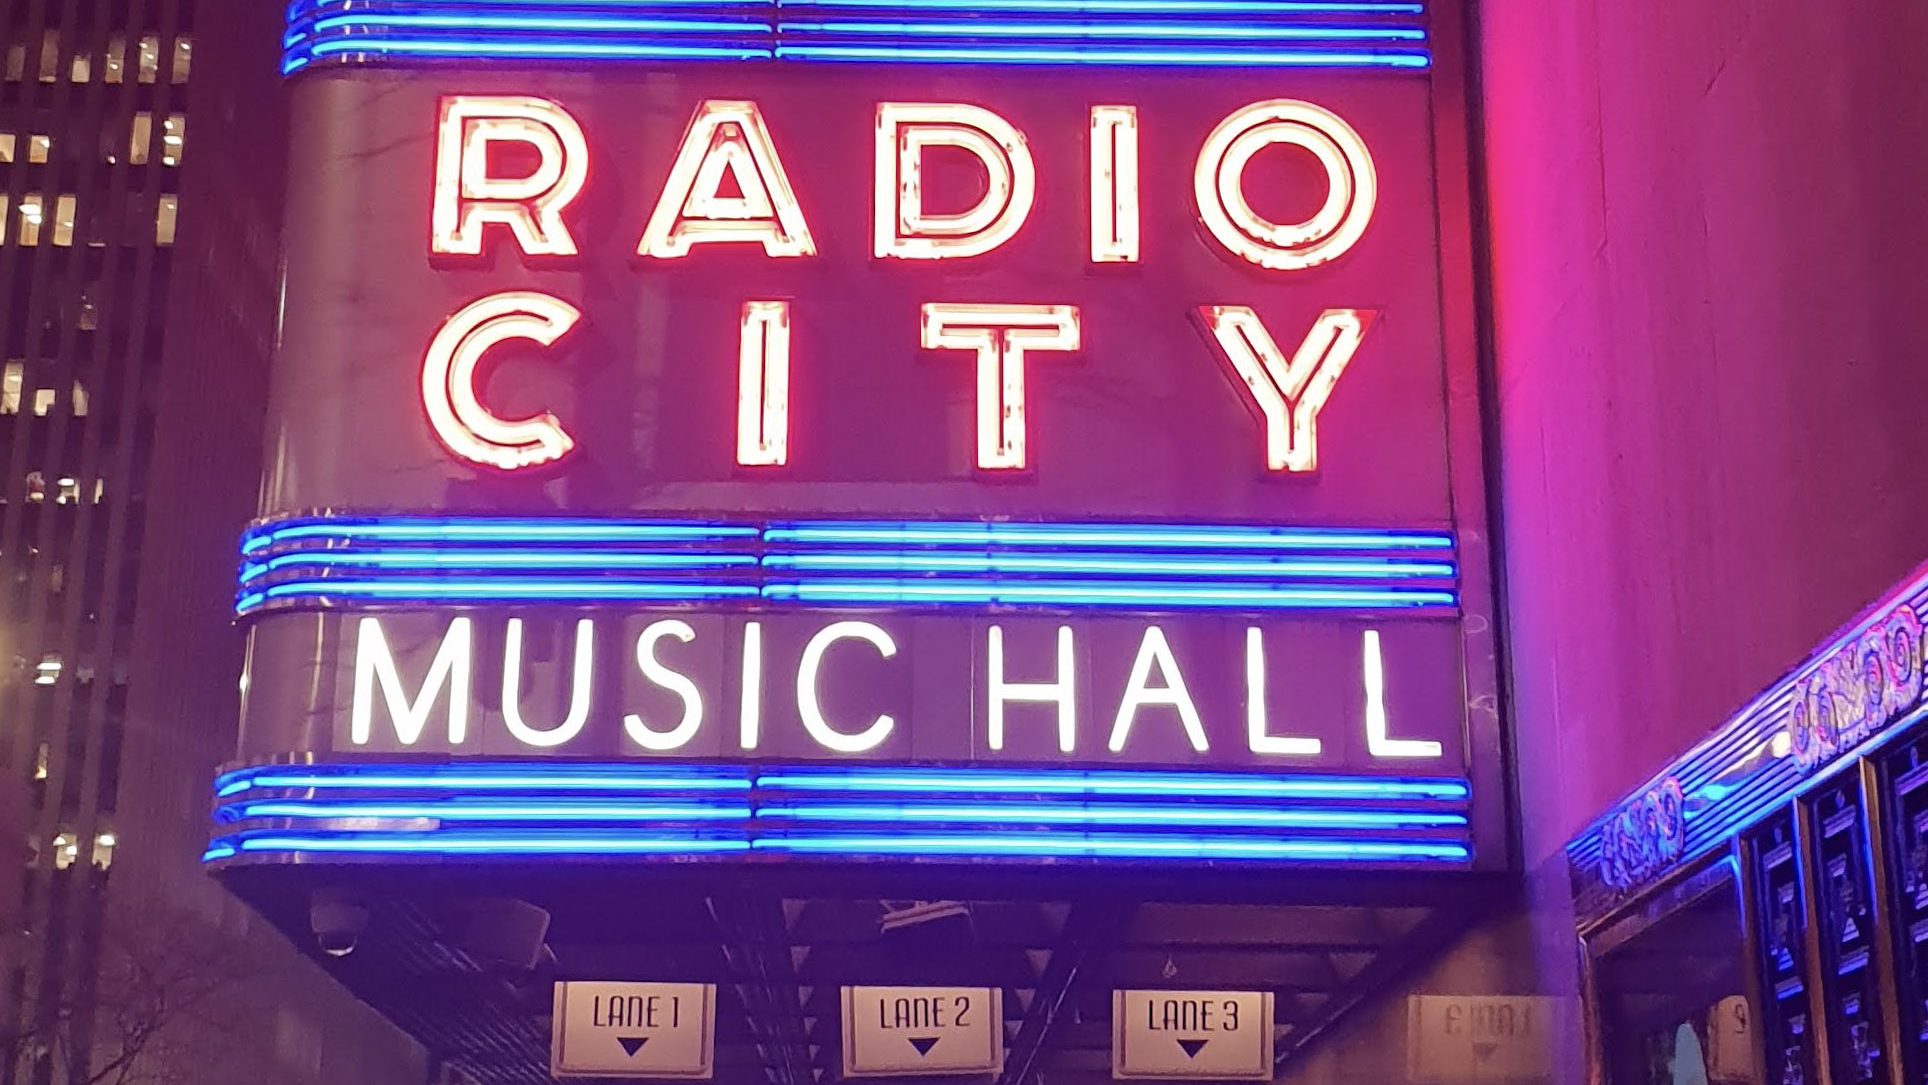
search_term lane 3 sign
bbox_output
[842,986,1003,1077]
[551,982,716,1079]
[1113,990,1276,1081]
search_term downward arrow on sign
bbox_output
[909,1037,941,1057]
[619,1037,651,1057]
[1177,1040,1209,1060]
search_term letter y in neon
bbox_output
[1195,306,1373,474]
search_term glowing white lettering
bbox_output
[351,617,473,746]
[920,303,1081,470]
[987,625,1077,753]
[739,620,764,751]
[875,103,1035,260]
[1363,629,1441,759]
[433,96,587,258]
[1198,306,1370,474]
[797,621,897,753]
[1107,626,1207,753]
[1194,99,1376,271]
[1243,627,1320,756]
[625,619,706,751]
[421,290,581,472]
[502,617,595,748]
[639,100,816,259]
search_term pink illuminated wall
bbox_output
[1484,0,1928,860]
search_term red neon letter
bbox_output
[1090,105,1140,264]
[1194,100,1376,271]
[421,291,581,471]
[639,101,816,259]
[737,300,791,466]
[876,104,1035,260]
[1196,306,1372,474]
[920,304,1080,470]
[433,96,588,258]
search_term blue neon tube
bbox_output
[780,21,1425,40]
[242,550,758,577]
[762,522,1453,550]
[214,769,753,798]
[774,45,1428,66]
[227,801,755,822]
[753,834,1469,860]
[306,38,774,60]
[310,14,763,34]
[759,552,1455,578]
[226,832,754,855]
[757,802,1467,828]
[760,578,1455,608]
[756,769,1470,800]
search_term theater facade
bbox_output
[209,1,1501,1079]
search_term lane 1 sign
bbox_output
[551,982,716,1079]
[842,986,1003,1077]
[1113,991,1275,1081]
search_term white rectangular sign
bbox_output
[551,982,715,1080]
[1406,996,1556,1083]
[1112,990,1275,1080]
[842,986,1003,1077]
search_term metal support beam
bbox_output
[997,900,1135,1085]
[1273,904,1474,1072]
[710,891,815,1085]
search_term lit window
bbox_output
[51,195,74,247]
[15,194,43,247]
[30,135,49,163]
[2,362,20,414]
[3,44,23,82]
[70,50,90,83]
[38,31,59,83]
[155,194,177,245]
[137,35,159,84]
[23,471,44,503]
[129,112,152,165]
[78,287,98,331]
[54,476,79,504]
[35,654,61,686]
[170,37,191,84]
[93,831,116,870]
[32,743,48,780]
[0,194,6,244]
[0,134,12,163]
[72,381,90,416]
[161,114,185,167]
[103,37,123,84]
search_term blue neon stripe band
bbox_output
[235,515,1459,616]
[283,0,1429,72]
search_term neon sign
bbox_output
[420,94,1383,475]
[228,17,1496,873]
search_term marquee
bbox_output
[208,0,1497,871]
